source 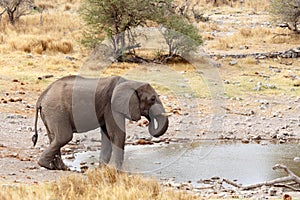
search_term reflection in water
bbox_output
[64,142,300,185]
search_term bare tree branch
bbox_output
[242,164,300,191]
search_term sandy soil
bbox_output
[0,5,299,199]
[1,93,299,185]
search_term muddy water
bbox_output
[64,141,300,185]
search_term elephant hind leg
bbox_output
[38,123,73,170]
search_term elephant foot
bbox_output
[38,158,55,170]
[38,155,69,171]
[52,155,69,171]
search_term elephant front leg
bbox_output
[112,141,125,170]
[99,130,112,167]
[109,129,126,170]
[104,111,126,170]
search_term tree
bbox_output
[80,0,169,60]
[270,0,300,34]
[80,0,202,61]
[0,0,36,25]
[159,15,202,60]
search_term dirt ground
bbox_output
[1,3,300,199]
[0,92,300,184]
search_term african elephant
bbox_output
[32,75,169,170]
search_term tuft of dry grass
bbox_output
[8,37,73,54]
[0,167,201,200]
[208,26,299,52]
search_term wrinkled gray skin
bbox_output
[32,75,169,170]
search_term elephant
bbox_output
[32,75,169,170]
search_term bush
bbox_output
[160,15,202,58]
[270,0,300,33]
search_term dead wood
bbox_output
[221,106,254,116]
[241,164,300,191]
[221,178,242,188]
[38,74,54,80]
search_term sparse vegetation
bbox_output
[160,15,202,59]
[0,0,36,25]
[0,1,300,200]
[80,0,202,61]
[0,167,201,200]
[270,0,300,33]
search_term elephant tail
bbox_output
[32,104,41,147]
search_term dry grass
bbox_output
[187,0,270,11]
[0,167,201,200]
[208,26,300,52]
[220,57,300,98]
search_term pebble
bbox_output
[268,187,277,196]
[224,80,230,84]
[241,138,250,143]
[293,157,300,162]
[6,114,25,119]
[229,60,238,65]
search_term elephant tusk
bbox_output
[161,112,172,117]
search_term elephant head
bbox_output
[111,80,169,137]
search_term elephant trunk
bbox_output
[148,103,169,137]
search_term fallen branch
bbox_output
[274,183,300,192]
[38,74,54,80]
[242,164,300,191]
[221,106,254,116]
[221,178,242,188]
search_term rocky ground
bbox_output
[1,4,300,199]
[1,93,300,198]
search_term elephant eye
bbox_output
[150,96,156,102]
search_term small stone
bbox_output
[252,135,262,140]
[279,139,286,144]
[27,53,33,58]
[293,157,300,162]
[268,187,277,196]
[242,138,250,144]
[224,80,230,84]
[229,60,238,65]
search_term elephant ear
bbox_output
[111,81,145,121]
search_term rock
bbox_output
[241,138,250,143]
[65,56,76,61]
[229,60,238,65]
[65,155,75,160]
[6,114,25,119]
[254,82,262,91]
[252,135,262,140]
[268,187,277,196]
[293,157,300,162]
[279,139,286,144]
[224,80,230,84]
[27,53,33,58]
[283,194,292,200]
[136,139,153,145]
